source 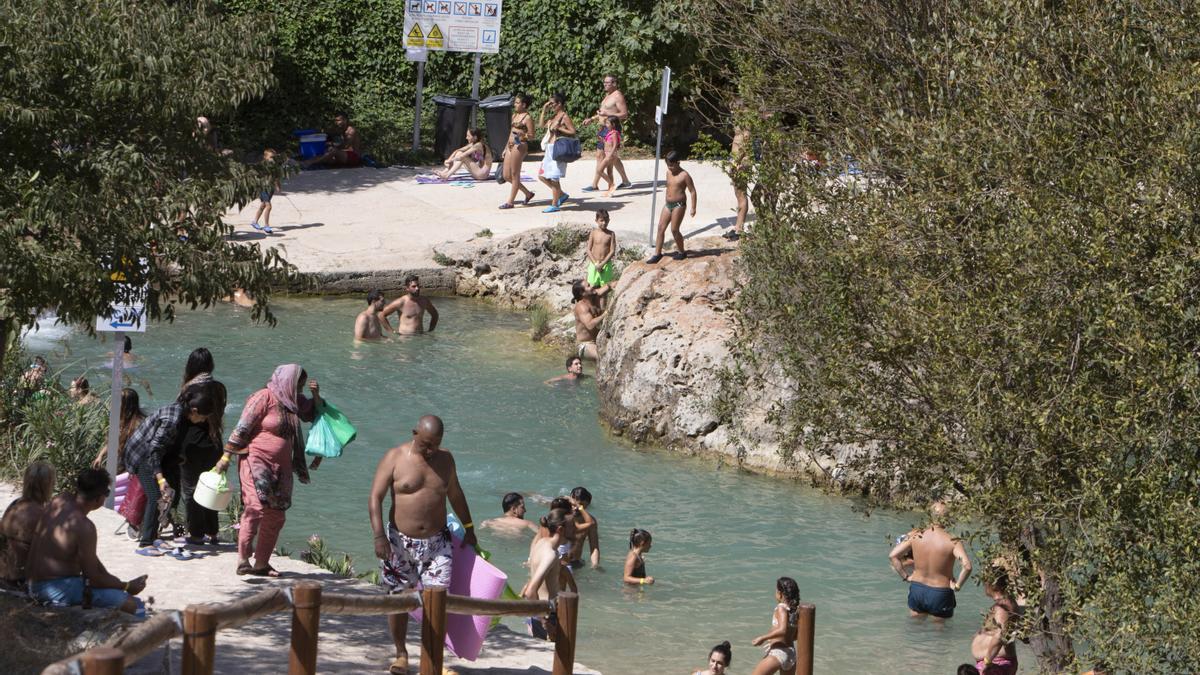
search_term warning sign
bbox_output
[406,23,425,47]
[426,23,444,48]
[404,0,500,53]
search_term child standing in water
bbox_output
[584,210,617,291]
[623,528,654,585]
[750,577,800,674]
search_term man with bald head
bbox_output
[369,415,476,675]
[888,500,972,620]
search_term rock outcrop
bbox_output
[595,239,800,474]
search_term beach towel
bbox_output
[416,173,533,184]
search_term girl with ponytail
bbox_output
[750,576,800,674]
[623,528,654,585]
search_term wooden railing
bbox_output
[41,583,578,675]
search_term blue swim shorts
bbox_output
[259,189,274,203]
[30,576,144,615]
[907,581,956,618]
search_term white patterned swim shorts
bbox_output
[380,523,453,592]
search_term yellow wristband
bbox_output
[639,578,645,585]
[463,522,474,529]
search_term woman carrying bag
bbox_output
[214,364,321,577]
[538,92,577,214]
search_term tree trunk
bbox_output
[1020,527,1075,670]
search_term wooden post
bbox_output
[82,646,125,675]
[288,581,322,675]
[182,606,217,675]
[420,586,447,675]
[795,602,816,675]
[552,592,578,675]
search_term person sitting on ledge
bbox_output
[545,355,587,385]
[481,492,539,535]
[573,280,610,361]
[301,112,362,169]
[0,461,56,587]
[25,468,148,616]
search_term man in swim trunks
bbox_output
[647,150,698,264]
[888,501,972,620]
[582,75,632,189]
[572,280,610,360]
[26,469,148,616]
[585,210,617,290]
[369,415,476,675]
[481,492,539,535]
[354,289,387,340]
[301,112,363,168]
[380,275,439,335]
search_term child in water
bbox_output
[623,528,654,585]
[750,577,800,674]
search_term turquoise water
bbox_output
[26,297,1021,673]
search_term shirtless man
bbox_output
[481,492,538,535]
[380,275,439,335]
[26,469,148,615]
[369,415,475,675]
[583,75,631,189]
[572,280,611,360]
[646,151,698,263]
[301,112,363,168]
[545,355,586,385]
[354,289,387,340]
[521,507,569,640]
[888,501,972,620]
[567,486,600,569]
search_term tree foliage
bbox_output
[694,1,1200,670]
[216,0,697,160]
[0,0,298,352]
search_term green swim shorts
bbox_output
[587,261,614,288]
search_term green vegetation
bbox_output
[216,0,698,160]
[544,225,588,258]
[300,534,378,582]
[432,252,456,267]
[686,132,726,162]
[699,1,1200,670]
[475,228,494,239]
[0,0,299,378]
[617,246,644,264]
[528,304,552,342]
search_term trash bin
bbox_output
[478,93,513,162]
[432,94,478,160]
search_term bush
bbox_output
[432,252,455,266]
[475,228,493,238]
[300,534,377,581]
[617,245,644,263]
[1,390,107,493]
[687,131,726,162]
[528,304,552,341]
[544,225,587,258]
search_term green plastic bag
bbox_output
[304,415,342,458]
[321,400,357,447]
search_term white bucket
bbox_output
[194,471,232,511]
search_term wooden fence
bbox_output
[41,585,816,675]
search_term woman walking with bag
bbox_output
[500,93,537,209]
[214,364,321,577]
[538,92,577,213]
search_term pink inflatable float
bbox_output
[410,532,509,661]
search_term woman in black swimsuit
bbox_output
[623,528,654,585]
[500,93,536,209]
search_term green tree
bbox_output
[0,0,298,372]
[695,1,1200,670]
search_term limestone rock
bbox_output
[595,239,798,473]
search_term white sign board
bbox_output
[404,0,502,53]
[96,303,146,333]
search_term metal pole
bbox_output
[104,331,124,509]
[649,118,664,247]
[413,61,425,152]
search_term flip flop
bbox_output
[168,548,194,560]
[389,654,409,675]
[135,546,165,557]
[542,205,561,213]
[236,562,254,575]
[556,192,571,206]
[250,565,281,578]
[617,182,632,189]
[498,203,514,210]
[250,222,264,231]
[581,186,598,192]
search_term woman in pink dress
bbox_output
[215,364,321,576]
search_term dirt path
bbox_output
[1,483,597,674]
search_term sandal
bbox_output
[498,203,514,210]
[389,654,409,675]
[249,565,280,578]
[523,192,535,205]
[135,546,165,557]
[236,562,254,575]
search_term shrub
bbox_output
[300,534,377,581]
[617,245,644,263]
[432,252,455,266]
[544,225,588,258]
[475,228,493,238]
[2,389,108,493]
[529,304,552,342]
[687,131,726,162]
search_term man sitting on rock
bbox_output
[26,468,148,616]
[573,280,610,360]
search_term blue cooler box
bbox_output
[299,133,327,159]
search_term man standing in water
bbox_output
[888,501,972,620]
[353,289,387,340]
[572,280,610,360]
[646,151,698,263]
[369,415,476,675]
[583,75,632,190]
[380,275,439,334]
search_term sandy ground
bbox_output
[1,483,597,674]
[223,158,746,273]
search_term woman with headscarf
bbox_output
[214,365,321,576]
